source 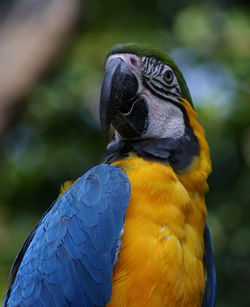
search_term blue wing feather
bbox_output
[4,164,130,307]
[202,223,216,307]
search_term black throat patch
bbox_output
[103,126,200,171]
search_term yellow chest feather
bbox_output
[108,156,207,307]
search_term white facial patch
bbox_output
[144,93,185,139]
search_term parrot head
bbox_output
[99,43,205,170]
[100,43,193,140]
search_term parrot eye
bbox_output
[164,69,174,84]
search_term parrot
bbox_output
[3,43,216,307]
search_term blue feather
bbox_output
[100,205,116,250]
[78,254,104,284]
[45,282,69,306]
[39,240,57,259]
[45,217,67,243]
[202,223,216,307]
[7,284,21,306]
[5,164,130,307]
[39,253,57,275]
[84,173,102,206]
[37,281,56,306]
[66,215,86,245]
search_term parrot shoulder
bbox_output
[4,164,130,307]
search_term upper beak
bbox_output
[99,57,148,139]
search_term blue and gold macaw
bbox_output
[4,43,216,307]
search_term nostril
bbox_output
[130,57,138,66]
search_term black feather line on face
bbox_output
[147,80,180,99]
[142,78,180,104]
[143,56,161,76]
[151,77,176,90]
[175,85,182,96]
[156,63,165,77]
[145,57,150,71]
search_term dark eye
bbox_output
[164,69,174,84]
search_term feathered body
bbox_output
[4,43,215,307]
[108,99,211,306]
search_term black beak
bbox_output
[99,58,149,139]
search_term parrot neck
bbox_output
[104,98,211,176]
[103,126,199,172]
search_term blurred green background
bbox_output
[0,0,249,305]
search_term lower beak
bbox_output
[99,58,149,139]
